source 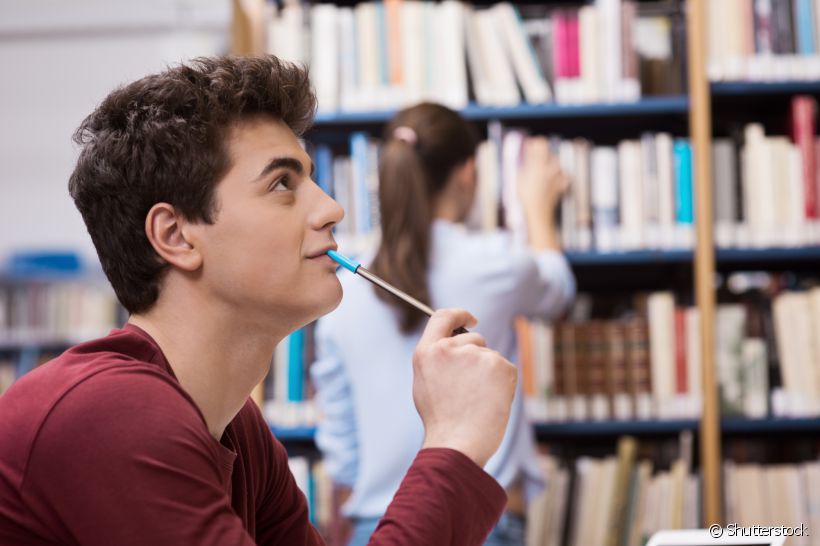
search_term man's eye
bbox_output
[270,175,291,192]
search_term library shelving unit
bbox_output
[232,0,820,530]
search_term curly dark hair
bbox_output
[69,55,316,314]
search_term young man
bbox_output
[0,56,517,545]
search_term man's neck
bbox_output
[128,297,283,441]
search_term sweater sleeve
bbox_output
[311,319,360,487]
[509,247,576,320]
[21,367,261,546]
[368,449,507,546]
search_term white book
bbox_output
[560,140,578,250]
[592,458,618,546]
[655,133,676,248]
[770,137,792,246]
[287,456,310,499]
[274,337,289,404]
[476,8,520,106]
[591,146,620,252]
[683,475,698,529]
[432,1,468,109]
[354,2,380,105]
[597,0,622,101]
[493,2,552,104]
[310,4,339,113]
[501,130,528,244]
[400,1,426,105]
[802,461,820,546]
[266,3,307,65]
[573,139,593,251]
[547,468,570,546]
[618,140,645,250]
[741,124,768,247]
[463,6,494,106]
[738,464,766,527]
[706,0,725,80]
[773,292,820,416]
[641,134,661,249]
[579,5,601,103]
[647,292,676,417]
[786,143,807,246]
[337,7,359,111]
[786,466,810,546]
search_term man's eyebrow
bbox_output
[255,156,316,181]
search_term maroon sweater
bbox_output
[0,324,505,545]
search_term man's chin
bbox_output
[305,279,344,324]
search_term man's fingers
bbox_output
[446,332,487,348]
[418,309,478,348]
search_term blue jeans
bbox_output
[348,513,525,546]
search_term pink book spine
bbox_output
[552,10,567,79]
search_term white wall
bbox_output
[0,0,231,269]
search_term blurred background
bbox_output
[3,1,820,545]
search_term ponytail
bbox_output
[369,103,480,334]
[370,138,432,332]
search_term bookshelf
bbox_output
[271,417,820,443]
[226,0,820,537]
[313,95,690,125]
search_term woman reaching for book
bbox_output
[312,103,576,546]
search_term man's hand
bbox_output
[412,309,517,468]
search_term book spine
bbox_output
[791,96,818,219]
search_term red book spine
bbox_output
[791,95,818,219]
[674,308,687,394]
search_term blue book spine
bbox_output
[375,2,389,86]
[673,140,694,224]
[287,329,304,402]
[307,467,316,525]
[350,132,371,234]
[796,0,817,54]
[314,144,333,197]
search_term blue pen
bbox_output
[327,249,469,335]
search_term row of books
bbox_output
[518,282,820,423]
[528,437,820,546]
[0,282,119,345]
[314,131,698,254]
[268,0,684,112]
[317,102,820,253]
[724,460,820,546]
[710,95,820,249]
[496,131,696,253]
[527,437,698,546]
[708,0,820,82]
[257,327,320,428]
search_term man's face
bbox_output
[190,116,344,332]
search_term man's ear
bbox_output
[144,203,203,272]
